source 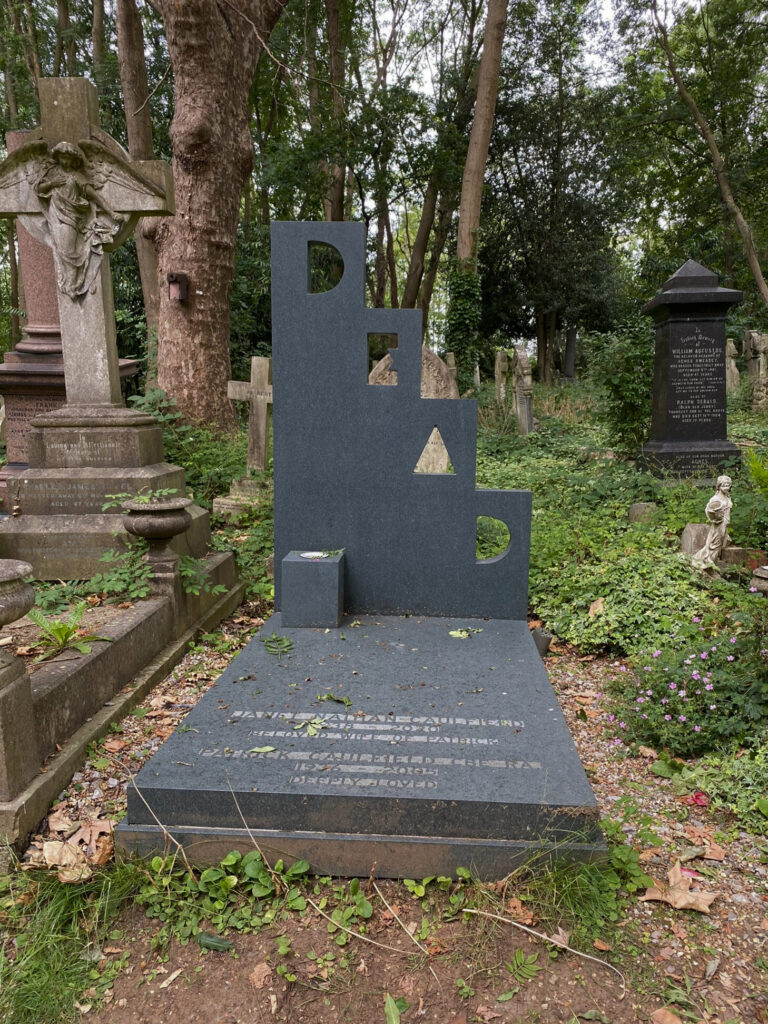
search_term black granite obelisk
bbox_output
[641,260,741,476]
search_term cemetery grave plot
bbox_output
[118,222,603,874]
[119,615,602,876]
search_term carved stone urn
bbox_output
[0,559,35,628]
[122,497,192,559]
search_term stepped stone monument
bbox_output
[0,78,209,577]
[118,223,603,877]
[641,260,741,477]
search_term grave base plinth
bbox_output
[117,615,604,878]
[641,439,740,478]
[0,507,211,579]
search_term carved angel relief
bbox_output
[0,138,161,300]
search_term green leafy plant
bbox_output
[504,948,541,983]
[584,314,654,453]
[26,602,111,662]
[610,608,768,756]
[178,555,227,597]
[101,487,180,510]
[88,542,154,602]
[260,632,293,656]
[681,734,768,833]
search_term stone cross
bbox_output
[0,78,173,409]
[228,356,273,472]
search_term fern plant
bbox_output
[26,602,111,663]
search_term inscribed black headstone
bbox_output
[641,260,741,476]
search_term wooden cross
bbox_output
[0,78,173,409]
[228,356,273,472]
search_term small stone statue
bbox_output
[34,141,126,299]
[692,475,733,568]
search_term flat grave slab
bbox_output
[118,614,603,877]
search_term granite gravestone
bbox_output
[641,260,741,477]
[0,78,210,577]
[117,223,602,877]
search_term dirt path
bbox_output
[21,615,768,1024]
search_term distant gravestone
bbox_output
[494,349,508,405]
[725,338,740,393]
[369,347,458,474]
[510,346,534,435]
[744,330,768,377]
[641,260,741,477]
[117,223,602,877]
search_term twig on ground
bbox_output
[461,907,627,999]
[372,880,440,987]
[306,896,424,957]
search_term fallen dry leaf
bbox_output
[545,926,571,949]
[476,1007,502,1022]
[703,841,725,862]
[159,968,184,989]
[506,897,536,925]
[89,834,114,867]
[593,938,612,951]
[650,1008,684,1024]
[638,745,658,759]
[47,810,78,834]
[58,864,93,884]
[639,860,720,914]
[588,597,605,618]
[43,839,85,869]
[249,963,272,990]
[73,1002,92,1015]
[103,738,127,753]
[71,819,113,850]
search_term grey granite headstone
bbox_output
[271,223,531,619]
[641,261,741,477]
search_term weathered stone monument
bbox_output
[0,79,209,577]
[641,260,741,476]
[0,130,139,508]
[746,332,768,412]
[118,223,602,877]
[510,345,534,435]
[725,338,740,394]
[212,356,272,522]
[494,348,508,405]
[369,346,459,474]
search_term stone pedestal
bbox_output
[212,478,262,524]
[641,261,741,477]
[0,408,211,578]
[281,550,345,628]
[0,560,38,802]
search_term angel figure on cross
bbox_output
[33,141,126,300]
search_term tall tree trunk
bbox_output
[324,0,346,221]
[92,0,105,93]
[650,0,768,305]
[116,0,161,384]
[420,196,453,336]
[154,0,285,427]
[5,0,42,96]
[401,178,438,308]
[455,0,508,270]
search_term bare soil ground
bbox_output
[14,612,768,1024]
